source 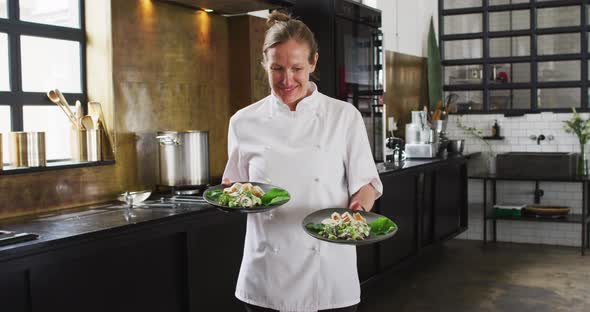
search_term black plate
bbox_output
[302,208,398,245]
[203,182,290,214]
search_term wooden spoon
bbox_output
[47,90,78,129]
[54,89,76,120]
[81,115,94,130]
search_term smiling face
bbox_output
[265,39,318,109]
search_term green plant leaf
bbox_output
[427,16,443,112]
[306,223,324,234]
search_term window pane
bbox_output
[490,63,530,83]
[23,105,74,160]
[538,33,580,55]
[444,39,483,60]
[444,14,482,35]
[537,88,580,109]
[489,36,530,57]
[489,0,529,5]
[490,89,530,110]
[443,0,481,9]
[489,10,530,32]
[446,91,483,112]
[445,65,483,84]
[0,33,8,91]
[19,0,79,28]
[0,105,9,164]
[537,6,580,28]
[0,0,6,18]
[21,35,81,93]
[538,61,580,82]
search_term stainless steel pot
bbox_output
[9,132,46,167]
[156,131,209,187]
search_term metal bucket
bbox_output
[9,132,46,167]
[156,131,209,187]
[71,129,102,162]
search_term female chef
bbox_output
[222,10,383,312]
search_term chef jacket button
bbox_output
[311,246,317,252]
[315,112,321,118]
[314,177,320,182]
[268,212,274,219]
[274,247,280,253]
[314,144,321,150]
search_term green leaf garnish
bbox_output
[369,217,397,235]
[261,188,290,206]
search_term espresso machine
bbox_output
[404,110,439,159]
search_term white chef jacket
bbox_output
[222,83,383,312]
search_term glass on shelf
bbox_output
[489,89,530,110]
[444,39,483,60]
[445,65,483,85]
[537,88,580,109]
[538,33,580,55]
[489,36,530,57]
[489,10,530,32]
[538,60,580,82]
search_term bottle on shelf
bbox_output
[492,120,501,138]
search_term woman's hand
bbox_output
[348,184,377,212]
[222,178,232,186]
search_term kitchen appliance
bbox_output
[9,132,46,167]
[447,139,465,154]
[290,0,384,161]
[404,110,439,159]
[156,130,209,188]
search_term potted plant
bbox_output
[564,108,590,176]
[456,117,496,174]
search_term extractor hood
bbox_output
[159,0,295,14]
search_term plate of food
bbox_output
[302,208,398,245]
[203,182,291,213]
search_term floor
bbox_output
[359,239,590,312]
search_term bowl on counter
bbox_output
[118,190,152,207]
[447,139,465,154]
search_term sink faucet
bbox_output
[536,134,546,145]
[530,134,553,145]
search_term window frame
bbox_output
[0,0,87,131]
[439,0,589,114]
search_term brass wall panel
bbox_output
[0,0,239,219]
[384,51,428,139]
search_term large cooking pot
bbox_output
[156,131,209,187]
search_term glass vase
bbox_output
[579,143,588,176]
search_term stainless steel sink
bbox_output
[496,152,579,177]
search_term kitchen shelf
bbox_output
[0,160,115,175]
[482,136,504,140]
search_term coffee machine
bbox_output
[404,110,439,159]
[384,116,404,163]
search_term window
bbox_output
[440,0,588,113]
[0,0,85,163]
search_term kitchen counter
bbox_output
[0,155,471,312]
[377,152,479,175]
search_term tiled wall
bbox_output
[446,112,588,246]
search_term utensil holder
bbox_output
[71,129,102,162]
[9,132,46,167]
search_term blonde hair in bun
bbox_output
[262,10,318,66]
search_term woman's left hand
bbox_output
[349,200,366,212]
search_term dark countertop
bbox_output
[0,200,215,259]
[0,152,478,260]
[377,153,479,175]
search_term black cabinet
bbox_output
[0,270,29,312]
[434,162,466,241]
[378,172,419,269]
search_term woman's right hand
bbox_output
[222,178,232,186]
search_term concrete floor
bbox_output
[359,240,590,312]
